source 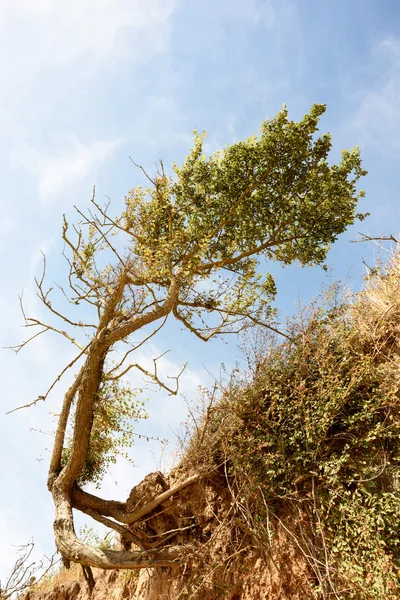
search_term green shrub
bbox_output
[195,254,400,598]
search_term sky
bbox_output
[1,0,400,582]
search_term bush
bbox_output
[193,252,400,598]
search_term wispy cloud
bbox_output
[0,0,175,74]
[24,136,120,205]
[0,0,177,207]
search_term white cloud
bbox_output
[0,0,175,73]
[0,0,177,203]
[8,135,119,205]
[29,136,120,205]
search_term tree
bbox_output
[11,104,366,572]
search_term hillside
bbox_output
[23,251,400,599]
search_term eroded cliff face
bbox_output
[24,467,310,600]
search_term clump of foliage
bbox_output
[62,378,147,486]
[194,251,400,599]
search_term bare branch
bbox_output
[41,344,90,402]
[74,203,127,269]
[129,157,157,186]
[106,317,167,378]
[352,233,399,244]
[176,297,293,342]
[35,253,96,328]
[25,318,86,350]
[6,326,51,355]
[107,351,186,396]
[1,542,59,600]
[173,305,229,342]
[91,196,142,245]
[6,395,46,415]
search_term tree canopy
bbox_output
[13,104,366,572]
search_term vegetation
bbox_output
[189,250,400,598]
[61,379,148,487]
[12,104,366,572]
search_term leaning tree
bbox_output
[12,104,366,571]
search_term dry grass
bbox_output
[28,564,83,595]
[351,250,400,357]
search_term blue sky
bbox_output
[1,0,400,579]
